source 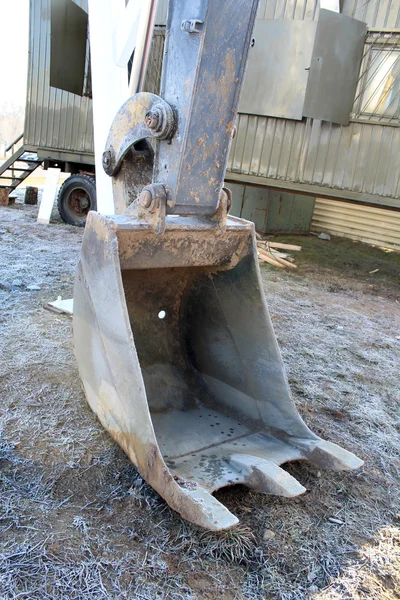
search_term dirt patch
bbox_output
[1,202,399,599]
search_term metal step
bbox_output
[0,145,42,191]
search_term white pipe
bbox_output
[129,0,158,95]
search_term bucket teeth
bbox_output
[228,454,306,497]
[291,439,364,471]
[184,487,239,531]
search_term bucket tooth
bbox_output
[292,439,364,471]
[184,487,239,531]
[228,454,306,497]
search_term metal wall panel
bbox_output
[228,0,400,207]
[239,19,316,119]
[311,197,400,250]
[228,181,315,233]
[303,10,366,125]
[25,0,94,155]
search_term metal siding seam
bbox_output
[349,122,365,191]
[296,117,311,183]
[257,0,268,18]
[33,0,42,146]
[321,123,339,187]
[371,127,386,195]
[341,122,360,190]
[311,0,319,21]
[386,127,400,196]
[320,121,333,185]
[376,126,395,195]
[287,120,305,181]
[393,136,400,196]
[25,0,35,144]
[240,115,251,173]
[66,93,74,151]
[303,118,321,183]
[396,5,400,27]
[285,0,297,19]
[311,119,324,183]
[250,117,267,174]
[387,1,400,28]
[44,5,52,149]
[330,125,346,188]
[255,117,270,176]
[269,119,282,179]
[375,0,389,27]
[261,118,277,177]
[295,0,306,20]
[280,120,296,179]
[241,116,258,174]
[311,198,400,249]
[232,115,249,172]
[275,119,289,178]
[38,0,48,147]
[227,124,237,171]
[383,0,393,27]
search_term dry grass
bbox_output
[0,198,399,599]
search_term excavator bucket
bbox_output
[73,0,363,530]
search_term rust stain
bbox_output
[225,121,235,136]
[189,191,200,203]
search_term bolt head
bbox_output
[102,150,112,171]
[138,189,152,209]
[145,108,162,131]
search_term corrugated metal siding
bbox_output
[25,0,94,154]
[229,115,400,200]
[343,0,400,28]
[228,0,400,207]
[311,198,400,250]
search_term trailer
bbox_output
[0,0,164,226]
[1,0,400,246]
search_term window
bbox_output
[353,32,400,123]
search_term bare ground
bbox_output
[0,199,399,599]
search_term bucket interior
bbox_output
[121,257,304,490]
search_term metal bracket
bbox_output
[209,187,232,231]
[180,19,203,33]
[102,92,176,177]
[125,183,168,235]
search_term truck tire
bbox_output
[57,174,97,227]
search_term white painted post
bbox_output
[88,0,153,215]
[87,0,130,215]
[37,168,61,224]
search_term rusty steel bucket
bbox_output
[73,209,363,530]
[73,0,362,530]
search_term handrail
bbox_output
[6,132,24,153]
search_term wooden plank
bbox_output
[267,242,302,251]
[274,256,297,269]
[257,248,286,268]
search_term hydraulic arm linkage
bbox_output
[73,0,363,530]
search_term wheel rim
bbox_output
[66,187,92,219]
